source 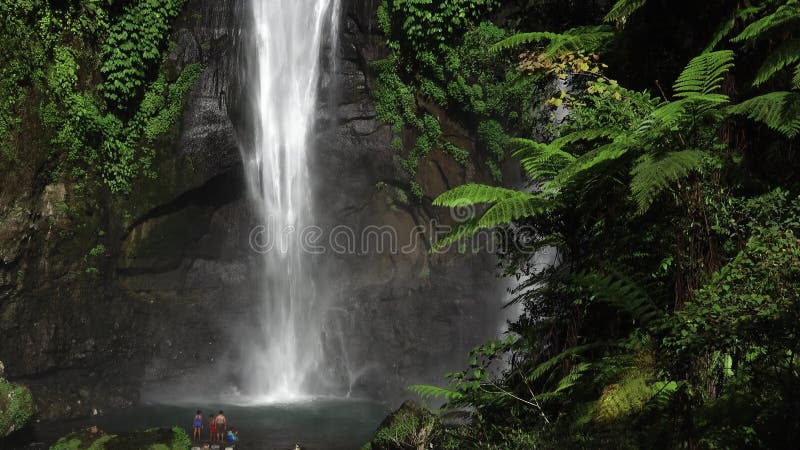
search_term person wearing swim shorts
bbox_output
[192,410,203,441]
[209,414,216,442]
[215,410,227,442]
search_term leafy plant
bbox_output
[100,0,188,107]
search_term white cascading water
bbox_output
[242,0,339,402]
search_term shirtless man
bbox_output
[215,410,227,442]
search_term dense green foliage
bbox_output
[0,0,200,193]
[389,0,800,448]
[50,427,191,450]
[373,0,541,197]
[0,374,34,438]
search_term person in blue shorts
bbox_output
[192,410,203,441]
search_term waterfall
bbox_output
[241,0,339,402]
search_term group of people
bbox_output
[192,410,239,444]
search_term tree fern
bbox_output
[604,0,648,25]
[728,91,800,137]
[630,150,707,213]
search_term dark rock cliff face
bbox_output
[310,0,507,398]
[0,0,507,420]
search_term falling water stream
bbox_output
[242,0,339,402]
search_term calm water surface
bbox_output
[24,400,387,450]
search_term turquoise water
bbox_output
[30,400,388,450]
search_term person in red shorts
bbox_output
[208,413,217,442]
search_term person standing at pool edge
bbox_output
[192,410,203,441]
[209,413,216,442]
[215,410,227,442]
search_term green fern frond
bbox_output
[510,130,612,179]
[753,39,800,86]
[703,5,765,53]
[651,94,730,126]
[644,380,681,412]
[491,31,562,52]
[477,196,551,229]
[554,362,592,393]
[491,26,613,56]
[574,272,664,326]
[532,391,565,403]
[630,149,707,213]
[510,138,576,178]
[431,186,551,251]
[556,26,615,54]
[431,197,550,252]
[605,0,647,25]
[733,0,800,43]
[433,183,531,207]
[430,217,481,252]
[508,137,548,153]
[793,63,800,89]
[673,51,735,96]
[549,135,636,190]
[527,343,602,383]
[408,384,465,401]
[728,91,800,137]
[703,17,736,54]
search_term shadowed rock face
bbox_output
[0,0,507,419]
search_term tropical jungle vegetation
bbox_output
[0,0,201,195]
[371,0,800,448]
[2,0,799,448]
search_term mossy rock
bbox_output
[0,377,34,438]
[50,426,191,450]
[362,401,438,450]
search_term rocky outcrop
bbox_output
[0,0,508,420]
[361,401,439,450]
